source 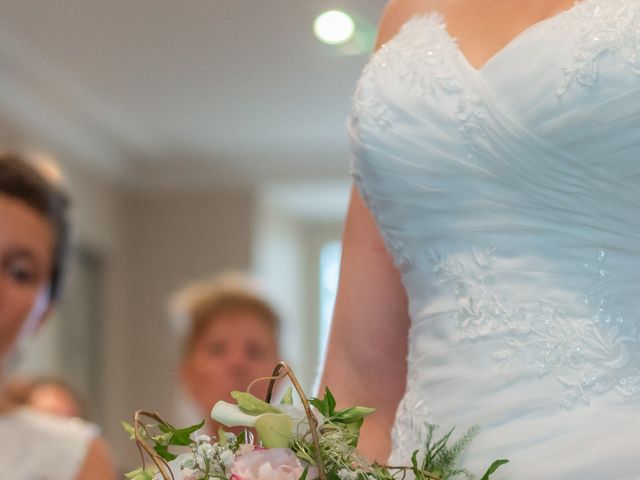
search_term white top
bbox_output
[0,408,97,479]
[350,0,640,478]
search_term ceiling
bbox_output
[0,0,386,189]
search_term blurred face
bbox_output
[0,194,54,365]
[181,310,279,415]
[28,384,81,418]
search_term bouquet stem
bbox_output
[133,410,176,480]
[265,362,327,480]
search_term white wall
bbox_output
[254,181,349,392]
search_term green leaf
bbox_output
[421,426,454,470]
[299,465,309,480]
[308,399,327,417]
[125,468,155,480]
[121,421,135,436]
[410,449,426,480]
[327,405,374,447]
[121,421,147,441]
[332,406,375,423]
[309,387,337,417]
[231,391,283,415]
[157,422,171,434]
[254,413,293,448]
[325,470,341,480]
[341,419,365,447]
[153,442,177,461]
[479,459,509,480]
[325,388,336,415]
[280,387,294,405]
[122,421,138,440]
[152,432,173,446]
[153,419,204,447]
[218,426,228,446]
[171,420,205,446]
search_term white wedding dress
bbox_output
[349,0,640,478]
[0,408,98,479]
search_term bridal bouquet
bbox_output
[124,363,506,480]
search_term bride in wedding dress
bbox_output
[320,0,640,478]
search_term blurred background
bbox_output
[0,0,386,471]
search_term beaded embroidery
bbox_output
[389,385,432,465]
[350,14,487,157]
[350,15,489,269]
[557,0,640,95]
[429,248,640,407]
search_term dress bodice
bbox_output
[349,1,640,477]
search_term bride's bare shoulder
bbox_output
[375,0,452,50]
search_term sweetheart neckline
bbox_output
[385,0,591,74]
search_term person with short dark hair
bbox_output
[0,152,115,479]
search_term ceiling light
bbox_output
[314,10,355,45]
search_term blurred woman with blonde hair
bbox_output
[171,273,281,433]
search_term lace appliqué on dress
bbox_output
[557,0,640,95]
[429,248,640,408]
[350,15,489,271]
[350,14,487,157]
[428,246,533,339]
[389,386,432,465]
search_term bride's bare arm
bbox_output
[75,437,117,480]
[318,1,443,461]
[319,187,410,462]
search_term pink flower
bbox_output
[231,448,318,480]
